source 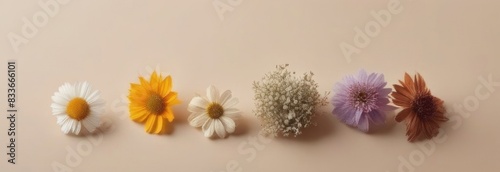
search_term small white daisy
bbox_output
[188,85,240,138]
[51,82,105,135]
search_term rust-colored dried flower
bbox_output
[391,73,448,142]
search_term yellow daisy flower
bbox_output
[128,71,180,134]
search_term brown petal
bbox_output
[407,131,418,142]
[392,92,412,102]
[414,74,420,93]
[395,108,412,122]
[416,73,428,93]
[433,97,445,107]
[432,114,449,122]
[425,119,439,130]
[393,99,411,108]
[407,114,420,142]
[393,85,415,100]
[421,122,433,139]
[404,73,416,94]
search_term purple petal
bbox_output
[353,109,363,125]
[357,115,370,132]
[378,88,392,97]
[368,110,386,125]
[358,69,368,81]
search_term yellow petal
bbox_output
[139,77,151,91]
[130,110,149,123]
[130,98,147,106]
[154,115,164,134]
[129,84,147,97]
[150,71,159,92]
[145,115,157,133]
[162,108,175,122]
[165,92,181,105]
[160,76,172,96]
[150,71,158,83]
[130,83,142,90]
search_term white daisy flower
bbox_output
[51,82,105,135]
[188,85,240,138]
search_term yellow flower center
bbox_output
[207,103,224,119]
[66,98,90,121]
[146,93,165,115]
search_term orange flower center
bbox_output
[146,93,165,115]
[207,103,224,119]
[411,95,436,119]
[66,98,90,121]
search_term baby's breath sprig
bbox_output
[253,64,328,137]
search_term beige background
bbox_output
[1,0,500,171]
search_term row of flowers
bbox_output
[51,64,447,142]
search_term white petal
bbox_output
[63,119,76,134]
[74,82,81,98]
[202,119,214,137]
[61,120,73,134]
[223,108,241,119]
[90,108,104,117]
[188,104,206,113]
[222,97,238,109]
[71,120,79,134]
[188,97,209,110]
[51,104,66,115]
[90,101,105,115]
[189,113,209,127]
[57,115,69,125]
[206,85,220,103]
[65,82,77,98]
[52,95,68,106]
[219,90,232,106]
[59,83,75,98]
[82,114,99,133]
[79,82,91,98]
[214,119,226,138]
[220,116,235,133]
[187,112,203,122]
[89,99,105,109]
[75,121,82,135]
[54,91,71,102]
[76,82,90,99]
[51,102,66,109]
[67,120,75,134]
[85,90,101,104]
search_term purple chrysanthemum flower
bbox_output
[332,69,393,132]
